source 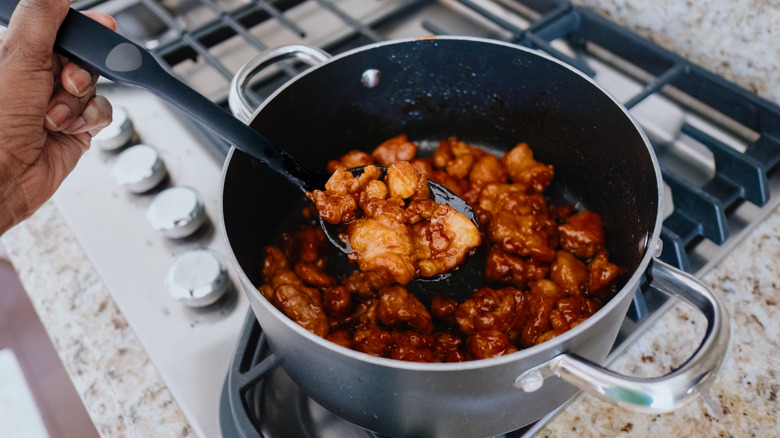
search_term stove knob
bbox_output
[165,248,231,307]
[146,186,207,238]
[111,144,168,193]
[92,105,135,151]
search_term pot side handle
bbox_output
[228,45,331,123]
[515,259,730,413]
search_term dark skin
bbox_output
[0,0,115,235]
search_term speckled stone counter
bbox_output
[2,202,193,437]
[2,1,779,437]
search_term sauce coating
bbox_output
[259,135,624,362]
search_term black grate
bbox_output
[548,7,780,274]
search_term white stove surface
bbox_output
[53,84,248,438]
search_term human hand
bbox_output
[0,0,116,235]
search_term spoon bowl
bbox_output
[318,164,483,300]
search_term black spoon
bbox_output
[0,2,481,293]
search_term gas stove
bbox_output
[56,0,780,437]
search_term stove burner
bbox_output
[219,313,379,437]
[219,312,536,438]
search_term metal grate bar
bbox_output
[663,170,729,244]
[313,0,384,43]
[746,134,780,170]
[623,63,685,109]
[251,0,307,37]
[524,32,595,76]
[456,0,525,39]
[683,123,769,206]
[151,1,306,71]
[200,0,271,52]
[659,227,691,272]
[140,0,233,79]
[420,19,449,35]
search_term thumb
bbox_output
[3,0,69,68]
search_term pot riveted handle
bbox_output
[515,259,730,413]
[228,45,331,123]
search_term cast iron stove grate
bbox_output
[74,0,780,436]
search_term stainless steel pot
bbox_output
[220,37,729,437]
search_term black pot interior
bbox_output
[223,38,659,288]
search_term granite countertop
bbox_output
[2,1,779,437]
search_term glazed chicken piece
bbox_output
[462,153,508,206]
[432,137,484,180]
[487,200,557,262]
[372,134,418,166]
[260,245,330,337]
[501,142,554,193]
[484,246,549,288]
[469,153,507,188]
[325,329,353,349]
[333,162,479,284]
[587,249,625,300]
[348,215,417,284]
[261,246,289,281]
[352,323,394,357]
[378,285,434,334]
[306,165,383,224]
[327,149,374,173]
[281,226,328,264]
[430,296,459,326]
[322,285,352,318]
[477,183,528,217]
[467,330,518,359]
[557,210,605,259]
[341,270,389,300]
[549,250,588,296]
[555,295,599,329]
[435,331,469,362]
[294,261,335,287]
[410,158,435,178]
[390,330,436,362]
[348,165,419,284]
[520,279,565,347]
[408,201,482,278]
[455,287,526,337]
[272,283,330,337]
[385,161,429,200]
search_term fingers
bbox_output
[82,11,117,31]
[80,95,113,136]
[46,93,112,135]
[49,10,117,134]
[60,62,95,97]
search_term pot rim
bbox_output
[218,35,664,372]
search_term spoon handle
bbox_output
[0,1,321,191]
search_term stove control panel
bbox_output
[53,84,249,438]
